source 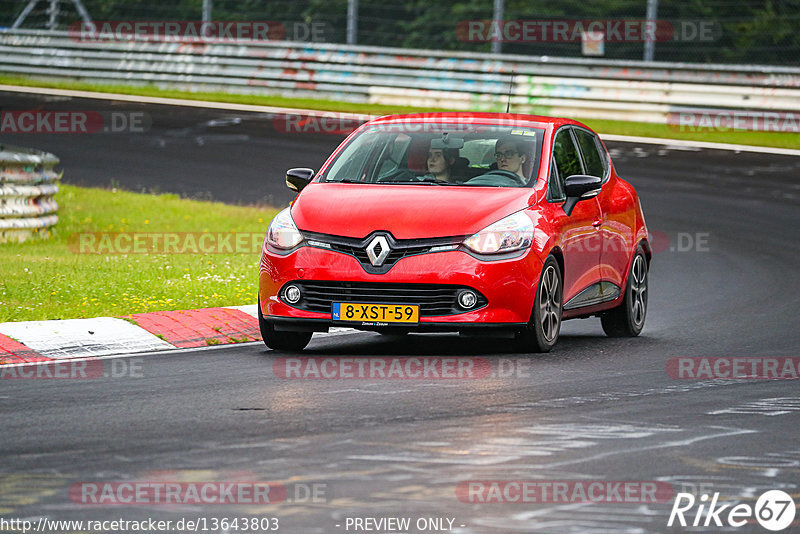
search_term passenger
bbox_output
[494,137,528,181]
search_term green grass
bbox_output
[0,74,426,116]
[0,184,278,322]
[2,73,798,149]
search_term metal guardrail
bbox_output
[0,144,60,243]
[0,30,799,128]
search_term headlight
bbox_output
[267,208,304,250]
[463,211,533,255]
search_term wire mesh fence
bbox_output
[0,0,798,65]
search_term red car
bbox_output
[259,113,650,352]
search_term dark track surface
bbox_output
[2,91,800,533]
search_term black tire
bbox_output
[601,247,648,337]
[514,255,563,353]
[258,301,312,351]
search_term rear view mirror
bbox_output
[563,174,602,216]
[286,168,315,192]
[430,134,464,150]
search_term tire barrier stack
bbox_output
[0,145,60,243]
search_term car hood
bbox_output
[291,183,536,239]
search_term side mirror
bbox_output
[286,168,315,192]
[562,174,602,216]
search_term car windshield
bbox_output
[321,123,545,187]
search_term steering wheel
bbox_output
[481,169,526,185]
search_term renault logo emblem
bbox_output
[366,235,390,267]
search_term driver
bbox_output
[423,146,459,183]
[494,137,528,181]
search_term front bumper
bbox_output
[259,244,544,331]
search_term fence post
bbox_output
[347,0,358,45]
[643,0,658,61]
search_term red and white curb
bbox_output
[0,305,356,365]
[0,305,261,364]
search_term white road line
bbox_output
[600,133,800,157]
[2,84,797,156]
[537,427,756,470]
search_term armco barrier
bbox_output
[0,145,60,243]
[0,30,799,128]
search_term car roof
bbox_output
[366,112,588,131]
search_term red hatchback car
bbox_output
[259,113,650,352]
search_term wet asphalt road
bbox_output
[1,90,800,533]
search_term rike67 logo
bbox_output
[668,490,796,531]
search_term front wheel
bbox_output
[601,247,648,337]
[258,300,312,351]
[514,256,562,353]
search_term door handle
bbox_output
[592,219,602,227]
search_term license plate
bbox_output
[332,302,419,324]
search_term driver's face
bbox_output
[427,149,448,174]
[495,141,525,176]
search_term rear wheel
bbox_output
[514,256,562,353]
[258,300,312,351]
[601,247,648,337]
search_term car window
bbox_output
[325,130,381,182]
[574,129,605,178]
[461,139,497,167]
[322,125,545,187]
[553,129,583,179]
[376,133,412,178]
[548,158,565,201]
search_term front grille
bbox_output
[302,230,465,274]
[327,242,431,267]
[283,281,487,317]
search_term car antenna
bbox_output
[505,69,514,113]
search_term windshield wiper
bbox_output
[379,179,436,185]
[418,177,455,185]
[326,178,363,183]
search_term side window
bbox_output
[574,129,605,178]
[553,129,583,179]
[548,158,565,201]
